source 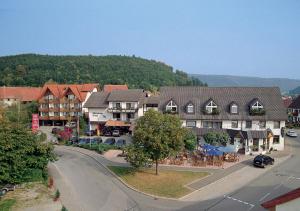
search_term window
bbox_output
[186,104,194,113]
[48,95,53,100]
[205,100,217,113]
[231,121,238,128]
[166,100,177,112]
[252,101,263,110]
[113,113,121,119]
[54,104,60,108]
[230,104,238,114]
[186,120,196,128]
[259,121,266,129]
[126,103,131,109]
[273,135,280,144]
[202,121,222,129]
[54,112,59,116]
[246,121,252,129]
[274,121,280,129]
[68,94,75,100]
[127,113,134,119]
[116,103,121,109]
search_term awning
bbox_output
[105,120,131,127]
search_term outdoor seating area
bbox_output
[159,144,243,169]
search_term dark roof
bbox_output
[159,86,287,121]
[289,95,300,109]
[107,89,146,102]
[261,187,300,209]
[83,91,109,108]
[144,96,160,104]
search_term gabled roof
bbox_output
[0,86,42,102]
[289,95,300,109]
[107,89,146,102]
[84,92,110,108]
[159,86,287,121]
[103,84,128,93]
[39,83,99,102]
[261,187,300,209]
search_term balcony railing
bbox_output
[39,116,49,120]
[38,107,49,112]
[108,107,137,113]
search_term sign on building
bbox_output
[32,114,39,133]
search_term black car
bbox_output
[104,131,112,136]
[104,138,116,145]
[253,155,274,168]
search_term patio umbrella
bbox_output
[205,148,223,156]
[202,144,216,151]
[217,146,236,153]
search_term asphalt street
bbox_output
[50,134,300,211]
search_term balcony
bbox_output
[108,107,138,113]
[38,107,49,112]
[49,116,60,120]
[70,107,81,112]
[39,116,49,120]
[49,107,60,112]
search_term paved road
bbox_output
[182,134,300,211]
[50,133,300,211]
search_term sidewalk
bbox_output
[180,154,291,201]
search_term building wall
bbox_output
[277,198,300,211]
[88,108,112,123]
[82,87,98,113]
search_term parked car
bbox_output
[112,130,120,137]
[89,137,102,145]
[0,184,16,196]
[286,130,297,137]
[85,130,96,136]
[115,139,126,148]
[253,155,274,168]
[104,138,116,145]
[78,138,88,146]
[65,122,76,128]
[51,127,61,134]
[104,131,112,136]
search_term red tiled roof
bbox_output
[0,87,42,102]
[39,83,99,102]
[282,97,293,108]
[105,120,131,127]
[261,187,300,209]
[103,84,128,93]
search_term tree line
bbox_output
[0,54,206,90]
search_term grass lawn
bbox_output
[108,166,209,198]
[0,199,16,211]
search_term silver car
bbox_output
[286,130,297,137]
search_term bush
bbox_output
[61,206,68,211]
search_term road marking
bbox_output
[259,192,271,201]
[224,195,255,210]
[274,183,283,190]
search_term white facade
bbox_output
[88,108,112,130]
[183,119,285,155]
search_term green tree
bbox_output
[0,112,56,184]
[126,109,186,175]
[79,116,87,135]
[203,131,229,146]
[183,130,197,151]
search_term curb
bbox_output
[58,146,181,201]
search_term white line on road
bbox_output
[259,192,271,201]
[224,195,255,210]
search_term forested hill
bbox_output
[0,54,204,90]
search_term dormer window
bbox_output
[186,103,194,113]
[249,99,265,116]
[230,103,238,114]
[251,101,263,110]
[166,100,177,112]
[205,100,218,114]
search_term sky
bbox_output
[0,0,300,79]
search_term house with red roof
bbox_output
[0,86,42,106]
[261,187,300,211]
[38,83,99,126]
[103,84,128,92]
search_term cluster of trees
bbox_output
[0,107,55,184]
[203,131,229,146]
[126,109,197,175]
[0,54,206,91]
